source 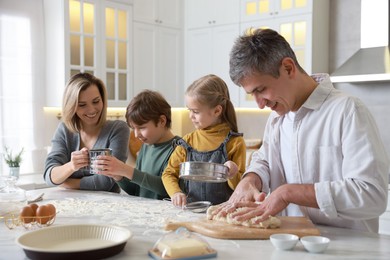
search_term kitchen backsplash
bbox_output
[44,108,271,143]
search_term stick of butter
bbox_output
[157,238,208,258]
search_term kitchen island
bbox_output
[1,187,390,259]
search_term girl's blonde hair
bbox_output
[186,74,238,132]
[62,73,107,133]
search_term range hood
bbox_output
[330,0,390,83]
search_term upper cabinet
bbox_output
[133,0,182,29]
[240,0,312,22]
[186,0,240,29]
[239,0,329,107]
[101,1,133,107]
[132,0,184,107]
[44,0,329,108]
[239,0,328,75]
[44,0,133,107]
[184,0,241,107]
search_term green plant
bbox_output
[3,146,24,167]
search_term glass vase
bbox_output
[9,167,20,180]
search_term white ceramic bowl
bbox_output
[270,233,299,251]
[300,236,330,253]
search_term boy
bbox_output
[95,90,180,199]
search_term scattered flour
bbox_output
[49,196,197,229]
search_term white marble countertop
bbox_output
[1,187,390,260]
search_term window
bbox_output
[0,0,47,175]
[67,0,132,105]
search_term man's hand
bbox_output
[210,173,266,218]
[229,172,265,203]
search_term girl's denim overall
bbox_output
[175,131,243,205]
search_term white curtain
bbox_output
[0,0,47,175]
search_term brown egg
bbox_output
[36,205,52,224]
[19,206,35,223]
[46,203,56,220]
[28,203,39,215]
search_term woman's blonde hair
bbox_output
[186,74,238,132]
[62,73,107,132]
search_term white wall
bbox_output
[329,0,390,160]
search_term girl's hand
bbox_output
[172,192,187,208]
[70,147,89,171]
[224,160,238,179]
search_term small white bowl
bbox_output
[270,233,299,251]
[300,236,330,253]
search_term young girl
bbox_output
[162,74,246,206]
[94,90,180,199]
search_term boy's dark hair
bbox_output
[126,90,172,128]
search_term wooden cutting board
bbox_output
[165,217,320,240]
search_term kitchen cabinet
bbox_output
[44,0,67,107]
[132,0,183,107]
[44,0,133,107]
[184,0,241,107]
[133,22,183,107]
[239,0,329,107]
[185,25,240,107]
[186,0,240,29]
[133,0,182,29]
[240,0,312,22]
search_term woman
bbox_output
[44,73,129,193]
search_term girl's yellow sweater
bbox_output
[162,123,246,197]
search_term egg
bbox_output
[19,206,35,223]
[28,203,39,215]
[46,203,56,215]
[36,204,55,224]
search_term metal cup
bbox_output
[89,148,112,174]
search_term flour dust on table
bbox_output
[50,196,199,229]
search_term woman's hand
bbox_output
[224,160,238,179]
[172,192,187,208]
[70,147,89,171]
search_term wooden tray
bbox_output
[165,217,320,240]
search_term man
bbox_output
[216,29,389,233]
